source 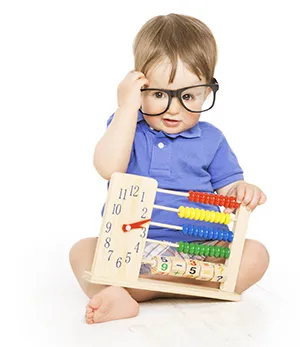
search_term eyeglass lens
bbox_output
[141,86,214,115]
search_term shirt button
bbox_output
[158,142,165,149]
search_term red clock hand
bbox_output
[122,219,151,232]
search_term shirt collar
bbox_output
[137,111,201,139]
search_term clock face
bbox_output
[91,172,158,281]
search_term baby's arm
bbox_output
[93,71,149,180]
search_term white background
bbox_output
[1,0,299,345]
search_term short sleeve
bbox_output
[208,135,244,190]
[106,113,115,127]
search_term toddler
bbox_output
[69,13,269,324]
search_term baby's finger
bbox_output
[137,77,150,88]
[246,189,261,211]
[223,207,235,214]
[236,183,247,204]
[258,193,267,205]
[241,186,254,207]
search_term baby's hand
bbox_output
[117,70,149,111]
[223,182,267,213]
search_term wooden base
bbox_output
[84,271,240,302]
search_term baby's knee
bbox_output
[244,239,270,275]
[69,237,97,267]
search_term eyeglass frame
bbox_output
[139,78,219,116]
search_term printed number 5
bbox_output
[125,252,131,263]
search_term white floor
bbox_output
[3,257,297,347]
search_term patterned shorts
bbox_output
[140,240,219,275]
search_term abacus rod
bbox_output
[156,188,188,197]
[146,238,179,248]
[150,221,182,230]
[153,204,178,212]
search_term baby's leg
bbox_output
[204,238,270,293]
[69,237,170,324]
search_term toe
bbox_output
[86,311,94,318]
[88,294,103,310]
[86,306,94,314]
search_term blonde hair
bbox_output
[133,13,217,83]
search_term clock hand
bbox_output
[122,218,151,232]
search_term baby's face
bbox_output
[143,58,209,134]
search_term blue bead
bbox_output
[182,225,188,235]
[218,229,224,240]
[223,231,228,241]
[203,229,209,239]
[198,228,204,239]
[188,225,194,235]
[193,226,199,237]
[228,232,234,242]
[213,229,219,240]
[208,228,213,240]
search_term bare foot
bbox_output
[85,286,139,324]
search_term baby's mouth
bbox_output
[162,118,181,127]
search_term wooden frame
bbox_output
[84,172,250,301]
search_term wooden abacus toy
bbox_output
[84,172,250,301]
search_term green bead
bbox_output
[204,245,210,257]
[183,242,189,254]
[178,241,184,252]
[224,247,231,259]
[199,245,205,255]
[214,246,221,258]
[194,244,200,255]
[189,243,195,255]
[209,245,215,257]
[219,247,225,258]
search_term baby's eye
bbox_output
[182,93,194,101]
[153,92,164,98]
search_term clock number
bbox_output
[140,227,146,238]
[130,185,139,197]
[108,249,113,261]
[125,252,131,263]
[140,192,145,202]
[116,257,122,268]
[141,207,148,219]
[119,188,127,200]
[105,222,112,233]
[112,203,121,215]
[134,242,140,253]
[104,237,111,248]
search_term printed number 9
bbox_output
[161,263,168,271]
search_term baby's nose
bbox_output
[167,97,183,115]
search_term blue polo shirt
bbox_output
[104,111,244,242]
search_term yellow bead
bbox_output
[199,209,205,221]
[189,208,195,220]
[195,209,200,220]
[204,210,211,222]
[209,211,216,222]
[214,212,220,223]
[225,214,231,225]
[184,207,190,218]
[219,213,225,224]
[178,206,185,218]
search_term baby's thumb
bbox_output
[223,207,234,214]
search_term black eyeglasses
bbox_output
[140,78,219,116]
